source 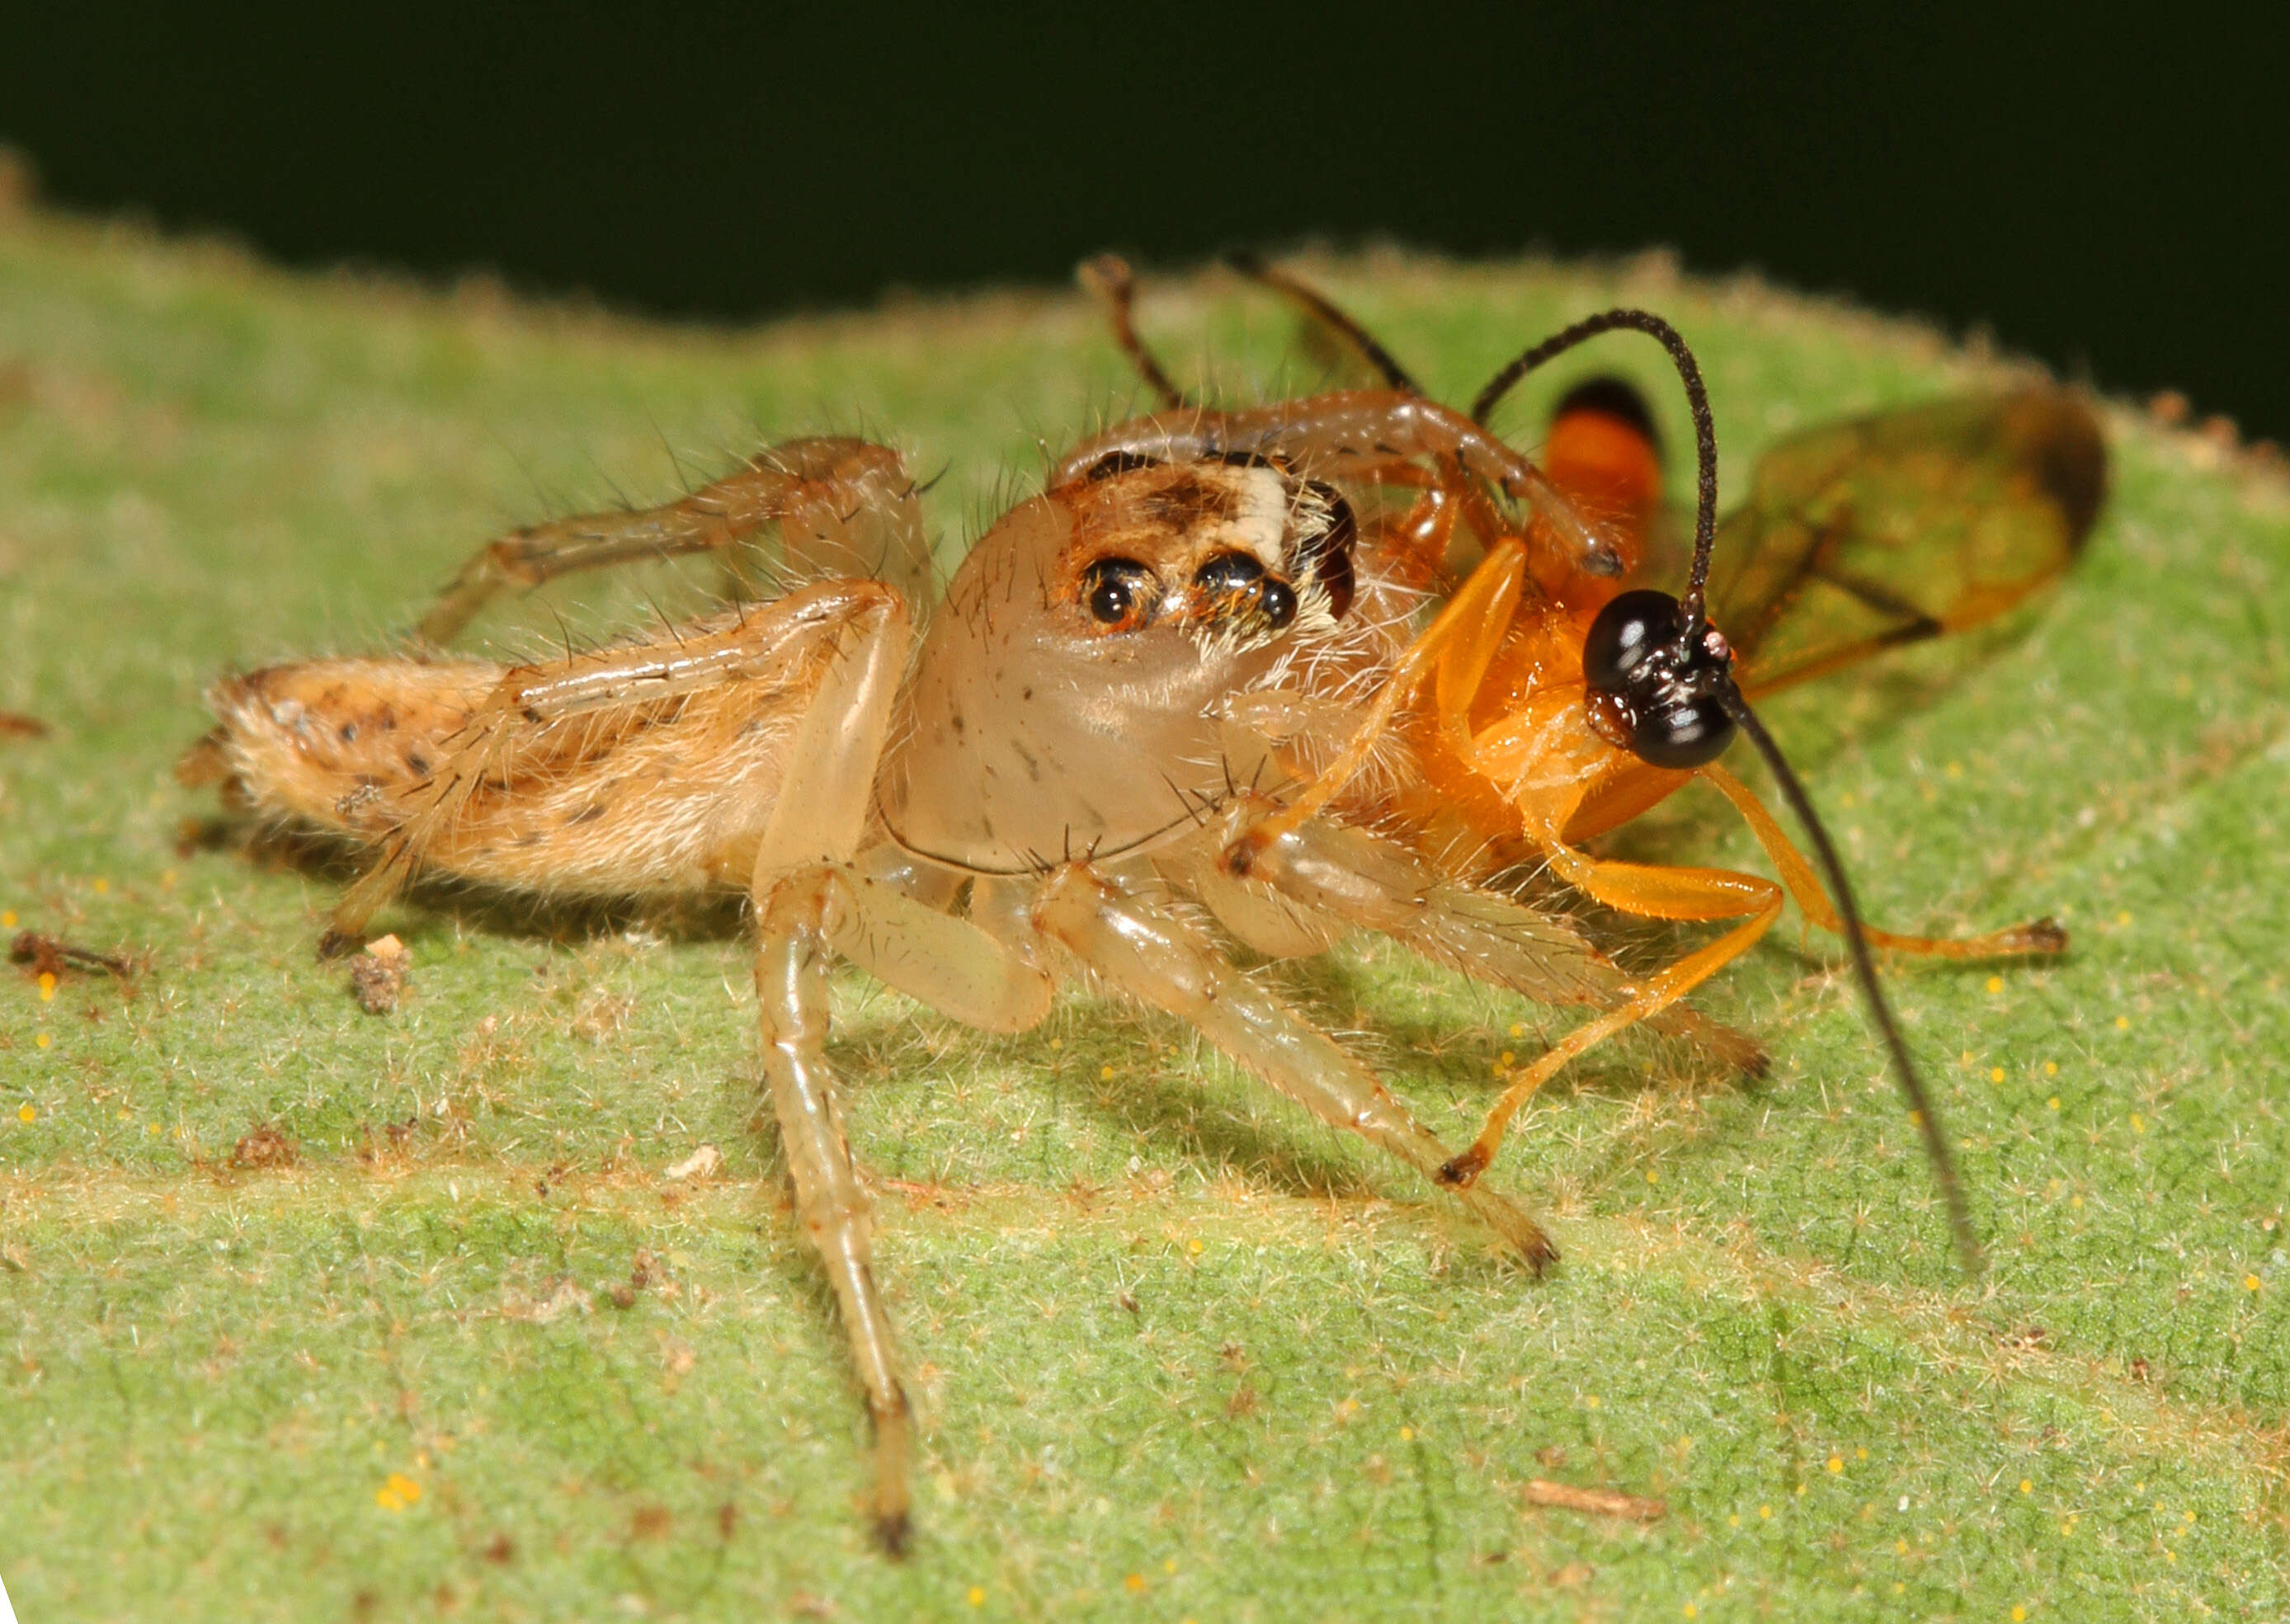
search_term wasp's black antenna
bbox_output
[1719,690,1985,1278]
[1077,256,1189,412]
[1534,312,1984,1276]
[1471,308,1719,628]
[1224,251,1425,396]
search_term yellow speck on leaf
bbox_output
[1162,1558,1176,1575]
[375,1471,422,1511]
[2245,1275,2263,1292]
[1727,1512,1740,1528]
[162,869,177,888]
[38,972,56,1000]
[2019,1479,2033,1495]
[0,910,14,927]
[16,1104,34,1122]
[2114,1014,2131,1030]
[1398,1426,1414,1442]
[1100,1064,1114,1080]
[1896,1538,1910,1555]
[2115,911,2132,925]
[2047,1097,2061,1112]
[92,878,110,894]
[1500,1050,1515,1067]
[2013,1608,2028,1622]
[2043,1060,2058,1076]
[1826,1455,1844,1474]
[1508,1023,1524,1038]
[1646,1169,1660,1184]
[1685,1606,1699,1618]
[1584,1395,1600,1409]
[2183,1509,2196,1523]
[1985,975,2004,994]
[1187,1238,1204,1255]
[1759,1504,1773,1520]
[2131,1113,2146,1133]
[967,1586,985,1607]
[1856,1447,1868,1461]
[1124,1573,1146,1593]
[1989,1066,2006,1084]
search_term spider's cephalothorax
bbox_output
[1581,587,1738,770]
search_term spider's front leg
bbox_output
[747,592,1055,1555]
[1027,862,1560,1269]
[417,435,931,646]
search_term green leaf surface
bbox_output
[2,210,2287,1622]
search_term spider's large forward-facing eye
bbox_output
[1192,551,1298,630]
[1081,556,1157,630]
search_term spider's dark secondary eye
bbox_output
[1297,482,1356,621]
[1192,551,1299,632]
[1083,450,1163,482]
[1081,556,1157,629]
[1191,552,1266,596]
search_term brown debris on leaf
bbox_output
[349,934,408,1014]
[0,711,49,740]
[232,1123,296,1170]
[1521,1479,1668,1522]
[12,930,136,989]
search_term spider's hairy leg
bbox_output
[1193,796,1768,1077]
[416,436,928,647]
[1030,861,1559,1269]
[741,590,924,1554]
[303,584,888,954]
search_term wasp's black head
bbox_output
[1581,588,1737,770]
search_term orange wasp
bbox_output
[1086,257,2104,1270]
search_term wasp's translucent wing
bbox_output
[1702,388,2106,694]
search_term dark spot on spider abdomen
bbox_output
[565,803,605,826]
[406,751,432,775]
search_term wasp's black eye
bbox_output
[1582,588,1684,690]
[1582,588,1737,770]
[1081,557,1157,629]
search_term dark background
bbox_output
[8,7,2285,440]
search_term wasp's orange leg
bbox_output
[1438,823,1789,1185]
[416,436,928,646]
[1699,764,2066,958]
